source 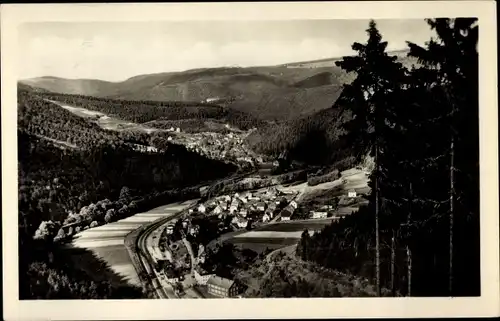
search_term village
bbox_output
[144,180,369,298]
[161,126,263,168]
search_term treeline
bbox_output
[36,91,266,130]
[297,19,479,297]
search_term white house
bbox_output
[280,216,291,222]
[212,205,223,215]
[194,267,214,285]
[166,224,174,235]
[189,225,200,236]
[189,209,194,214]
[348,189,357,198]
[311,211,328,219]
[237,218,248,228]
[198,204,206,213]
[239,209,248,217]
[167,136,173,141]
[229,205,238,214]
[262,213,271,222]
[289,200,298,209]
[256,202,266,212]
[176,127,181,133]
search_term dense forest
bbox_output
[246,105,355,167]
[37,91,266,130]
[18,89,237,299]
[297,18,480,297]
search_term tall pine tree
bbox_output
[335,20,407,295]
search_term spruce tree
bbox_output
[335,19,406,296]
[407,18,479,296]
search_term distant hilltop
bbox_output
[278,49,412,69]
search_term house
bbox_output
[198,204,206,213]
[194,267,214,285]
[239,197,248,204]
[239,209,248,217]
[229,205,238,214]
[234,193,240,199]
[220,201,228,210]
[212,205,223,215]
[311,211,328,219]
[264,208,274,219]
[166,224,174,235]
[164,268,180,284]
[182,220,189,229]
[262,213,271,222]
[320,205,334,211]
[231,216,239,225]
[188,209,194,214]
[206,275,238,297]
[280,205,295,221]
[167,136,173,141]
[237,217,248,228]
[189,225,200,236]
[176,127,181,133]
[348,189,357,198]
[289,200,298,209]
[268,202,277,212]
[255,202,266,212]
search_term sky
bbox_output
[18,19,435,82]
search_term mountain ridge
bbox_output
[19,49,416,121]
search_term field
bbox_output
[67,200,196,286]
[222,222,328,254]
[256,220,335,232]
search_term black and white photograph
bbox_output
[2,2,498,320]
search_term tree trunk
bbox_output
[391,232,396,296]
[375,143,381,296]
[449,136,455,295]
[407,182,413,297]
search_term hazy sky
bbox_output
[19,19,435,82]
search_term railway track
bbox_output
[132,201,200,299]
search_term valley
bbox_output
[17,16,481,301]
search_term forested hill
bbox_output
[32,90,265,131]
[20,50,417,121]
[245,103,355,169]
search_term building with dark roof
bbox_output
[280,205,295,221]
[206,275,238,297]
